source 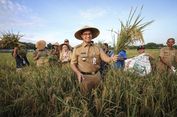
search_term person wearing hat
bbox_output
[137,45,145,53]
[64,39,73,51]
[137,45,154,75]
[64,39,69,44]
[100,43,114,77]
[125,45,154,76]
[157,38,177,74]
[136,45,154,61]
[48,42,60,65]
[70,26,118,95]
[137,45,154,59]
[60,43,72,69]
[33,40,49,67]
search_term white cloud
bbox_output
[23,31,67,44]
[0,0,29,15]
[79,8,107,20]
[98,28,116,47]
[0,0,44,30]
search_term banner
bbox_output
[124,53,152,76]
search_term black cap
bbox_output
[64,39,69,42]
[137,45,145,50]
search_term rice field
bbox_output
[0,49,177,117]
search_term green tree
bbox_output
[21,42,35,49]
[145,42,158,49]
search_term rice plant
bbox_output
[0,51,177,117]
[114,7,154,53]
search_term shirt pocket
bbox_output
[171,51,175,57]
[79,52,87,62]
[163,50,169,57]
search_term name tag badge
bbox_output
[82,57,86,61]
[92,57,96,64]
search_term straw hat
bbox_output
[52,42,60,46]
[35,40,46,50]
[74,26,100,40]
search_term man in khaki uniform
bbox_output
[70,26,118,94]
[157,38,177,74]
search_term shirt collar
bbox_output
[82,42,93,47]
[167,47,174,50]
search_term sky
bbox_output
[0,0,177,46]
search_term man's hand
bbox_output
[111,55,118,62]
[77,72,85,83]
[171,66,176,73]
[70,64,85,83]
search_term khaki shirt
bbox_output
[71,42,112,73]
[35,49,49,67]
[160,47,177,67]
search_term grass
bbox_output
[0,49,177,117]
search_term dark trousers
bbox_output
[80,72,102,95]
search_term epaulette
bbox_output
[94,44,102,50]
[74,44,82,49]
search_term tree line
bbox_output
[0,32,176,50]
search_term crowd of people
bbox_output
[12,26,177,95]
